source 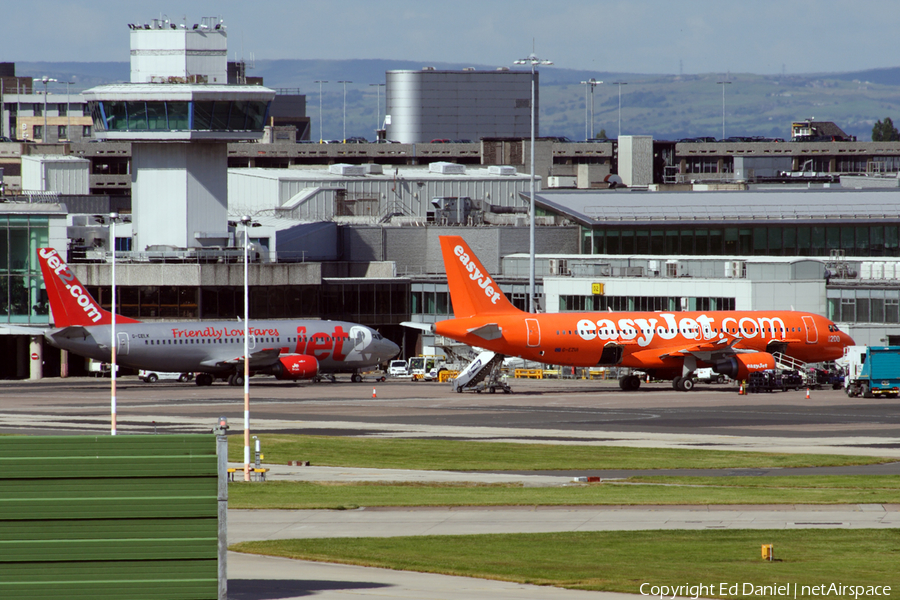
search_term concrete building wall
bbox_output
[130,25,228,84]
[543,277,824,314]
[618,135,653,187]
[751,280,825,314]
[132,143,228,249]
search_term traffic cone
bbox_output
[805,388,810,399]
[372,387,377,398]
[739,382,744,395]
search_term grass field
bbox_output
[231,529,900,597]
[227,434,889,471]
[229,435,899,596]
[228,476,900,510]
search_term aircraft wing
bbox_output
[657,336,746,362]
[201,348,282,369]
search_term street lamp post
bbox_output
[64,80,72,141]
[580,78,601,140]
[514,53,552,314]
[337,80,351,143]
[612,81,627,138]
[41,76,57,143]
[100,212,127,435]
[314,80,328,143]
[369,83,385,138]
[717,80,732,140]
[241,215,254,481]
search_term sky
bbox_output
[6,0,900,76]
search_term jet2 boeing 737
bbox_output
[422,235,853,391]
[37,247,399,385]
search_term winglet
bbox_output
[37,247,140,327]
[439,235,521,318]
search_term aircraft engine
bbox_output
[271,355,319,380]
[713,352,776,381]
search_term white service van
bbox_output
[388,360,409,377]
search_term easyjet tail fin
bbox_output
[439,235,522,318]
[37,247,140,327]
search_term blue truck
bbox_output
[844,346,900,398]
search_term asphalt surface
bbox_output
[4,375,900,599]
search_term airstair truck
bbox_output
[844,346,900,398]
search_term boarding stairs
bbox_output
[451,351,511,393]
[773,352,812,384]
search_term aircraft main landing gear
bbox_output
[672,376,694,391]
[195,373,214,386]
[618,375,641,391]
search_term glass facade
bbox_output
[827,288,900,324]
[559,295,736,312]
[88,284,322,321]
[585,224,900,257]
[89,100,269,133]
[0,216,50,324]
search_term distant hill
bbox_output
[10,60,900,142]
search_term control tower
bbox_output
[83,17,274,250]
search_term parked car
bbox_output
[139,370,193,383]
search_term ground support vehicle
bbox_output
[139,370,193,383]
[806,367,844,390]
[746,369,804,393]
[692,367,727,384]
[388,360,409,377]
[408,355,448,381]
[451,351,511,394]
[844,346,900,398]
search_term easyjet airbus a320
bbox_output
[427,235,853,391]
[37,248,399,385]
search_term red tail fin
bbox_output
[439,235,521,318]
[37,248,140,327]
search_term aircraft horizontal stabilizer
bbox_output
[467,323,503,341]
[47,326,92,341]
[401,321,435,333]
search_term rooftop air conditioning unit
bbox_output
[488,165,517,176]
[548,258,568,275]
[429,162,466,175]
[329,164,365,176]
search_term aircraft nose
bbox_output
[383,338,400,360]
[843,331,855,347]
